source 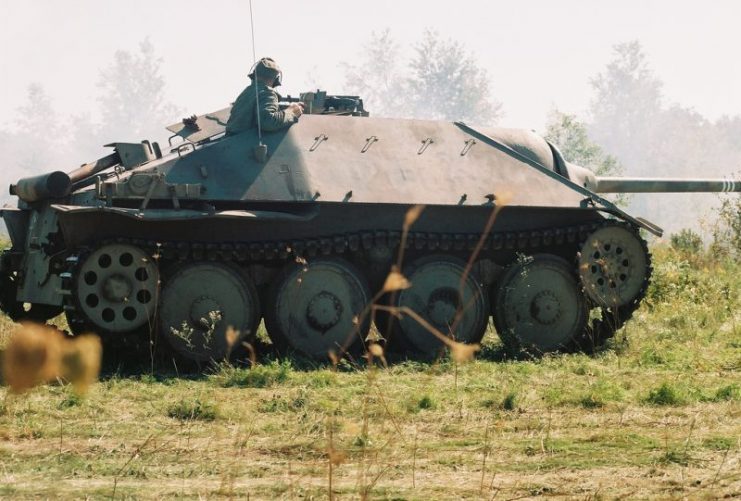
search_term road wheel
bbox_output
[390,255,489,358]
[265,258,371,360]
[160,262,261,363]
[493,254,587,354]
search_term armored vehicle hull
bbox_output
[2,101,738,362]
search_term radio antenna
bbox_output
[249,0,262,144]
[249,0,267,161]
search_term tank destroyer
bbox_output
[1,91,739,362]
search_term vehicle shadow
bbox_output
[96,331,529,380]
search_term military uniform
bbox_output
[225,81,299,135]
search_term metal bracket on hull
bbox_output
[454,122,664,237]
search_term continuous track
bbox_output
[58,218,651,358]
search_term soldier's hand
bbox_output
[288,102,304,118]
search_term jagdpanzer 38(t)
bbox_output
[2,91,738,362]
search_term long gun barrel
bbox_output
[592,177,740,193]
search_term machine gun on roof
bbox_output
[280,90,368,117]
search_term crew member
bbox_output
[225,57,303,135]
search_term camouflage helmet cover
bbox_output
[249,57,282,87]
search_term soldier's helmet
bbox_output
[249,57,283,87]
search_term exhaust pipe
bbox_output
[9,152,121,203]
[9,171,72,203]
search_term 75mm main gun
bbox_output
[590,177,739,193]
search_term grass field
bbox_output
[0,240,739,499]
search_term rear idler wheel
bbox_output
[160,262,261,363]
[265,258,371,360]
[493,254,587,355]
[389,255,489,358]
[70,244,159,335]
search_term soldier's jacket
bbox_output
[225,81,298,135]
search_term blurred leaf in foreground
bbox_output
[383,266,411,293]
[2,323,101,394]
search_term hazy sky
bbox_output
[1,0,741,131]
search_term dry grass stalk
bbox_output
[241,341,257,367]
[403,204,425,230]
[451,192,511,336]
[367,343,384,358]
[396,204,426,269]
[225,326,239,350]
[374,305,480,363]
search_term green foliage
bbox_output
[657,449,692,466]
[342,29,406,118]
[587,40,665,175]
[670,229,703,255]
[57,393,82,409]
[166,398,218,421]
[138,374,157,384]
[210,360,292,388]
[97,40,181,142]
[645,382,685,406]
[352,434,372,448]
[590,41,663,139]
[578,394,604,409]
[711,384,739,402]
[645,255,694,306]
[579,379,624,408]
[417,394,436,410]
[702,436,735,451]
[544,111,622,177]
[258,392,307,413]
[408,29,501,123]
[644,246,737,310]
[711,196,741,258]
[501,391,518,411]
[302,370,336,388]
[12,84,66,175]
[639,347,673,367]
